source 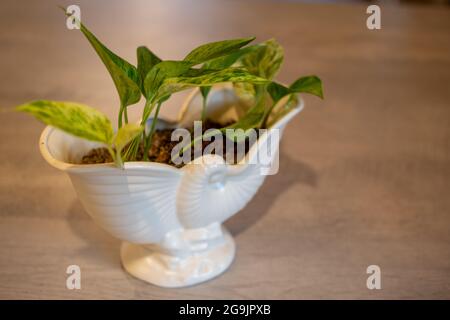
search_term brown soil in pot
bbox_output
[81,120,256,167]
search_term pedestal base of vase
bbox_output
[120,227,235,288]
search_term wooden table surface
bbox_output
[1,0,449,299]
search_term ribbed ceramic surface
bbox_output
[70,166,182,244]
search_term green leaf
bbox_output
[143,60,192,100]
[232,39,284,121]
[17,100,113,144]
[136,46,161,93]
[262,82,292,128]
[240,39,284,80]
[203,45,260,70]
[225,109,265,142]
[200,86,211,122]
[228,109,265,131]
[263,78,323,127]
[200,45,260,108]
[155,68,268,101]
[233,82,256,106]
[214,40,286,134]
[267,77,324,105]
[79,23,141,107]
[226,85,268,140]
[184,37,255,65]
[290,75,324,99]
[266,94,300,128]
[267,82,290,103]
[200,86,212,100]
[113,123,144,155]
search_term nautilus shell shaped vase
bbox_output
[39,85,303,287]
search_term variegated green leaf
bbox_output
[143,60,192,100]
[79,22,141,108]
[203,45,260,70]
[268,77,323,103]
[266,94,300,128]
[136,46,161,94]
[225,84,269,141]
[155,68,268,101]
[184,37,255,65]
[199,45,261,113]
[113,123,144,155]
[231,39,284,127]
[290,75,324,99]
[225,106,266,142]
[17,100,113,144]
[262,82,292,128]
[263,78,322,127]
[233,82,256,106]
[240,39,284,80]
[267,82,290,103]
[228,108,265,131]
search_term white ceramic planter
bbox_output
[39,85,303,288]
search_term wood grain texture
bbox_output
[1,0,449,299]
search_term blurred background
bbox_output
[1,0,449,299]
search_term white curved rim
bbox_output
[39,88,304,173]
[39,127,180,173]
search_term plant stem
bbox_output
[254,84,265,107]
[122,137,139,162]
[254,84,268,128]
[261,102,277,128]
[123,106,128,124]
[118,104,124,128]
[114,150,124,169]
[118,102,129,129]
[123,99,154,161]
[201,96,207,122]
[141,99,156,126]
[143,102,162,161]
[106,145,123,169]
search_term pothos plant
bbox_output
[17,10,323,168]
